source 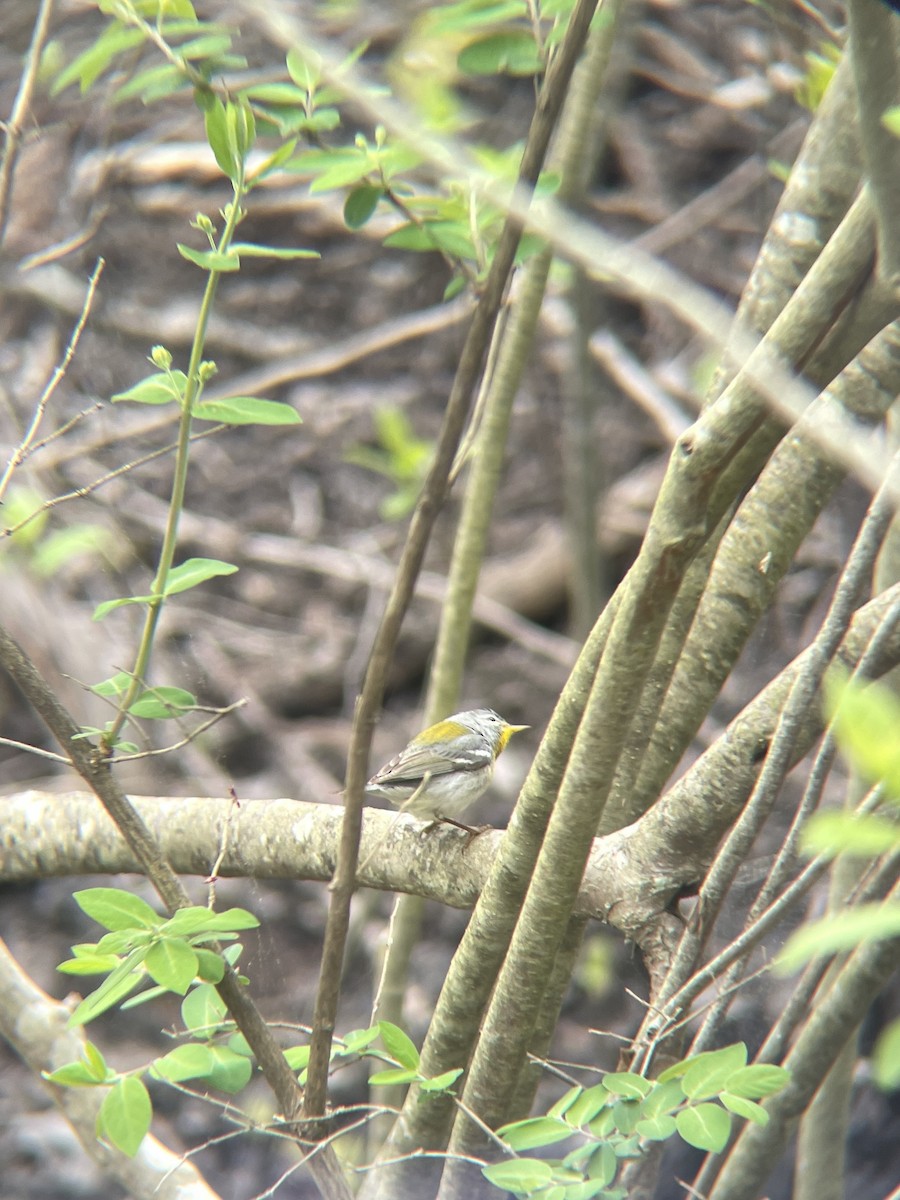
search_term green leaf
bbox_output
[378,1021,420,1070]
[641,1078,685,1117]
[45,1060,106,1087]
[344,185,382,228]
[192,396,302,426]
[152,1043,216,1083]
[228,241,319,260]
[561,1182,613,1200]
[53,24,146,94]
[128,686,196,719]
[173,32,233,61]
[883,106,900,138]
[75,888,160,932]
[548,1085,583,1120]
[873,1017,900,1088]
[163,907,220,936]
[58,952,123,976]
[204,96,236,177]
[636,1114,678,1140]
[825,673,900,798]
[720,1093,768,1125]
[164,557,238,596]
[801,811,900,859]
[145,938,198,994]
[114,62,185,104]
[368,1067,420,1086]
[602,1072,653,1100]
[67,949,149,1027]
[682,1043,748,1099]
[586,1142,617,1186]
[611,1099,640,1135]
[564,1084,610,1127]
[98,1077,152,1157]
[181,983,230,1037]
[286,46,320,89]
[725,1064,790,1099]
[112,370,187,405]
[419,1068,463,1093]
[777,904,900,972]
[91,672,133,698]
[384,220,475,259]
[93,592,156,621]
[206,1046,253,1093]
[195,948,226,983]
[284,1044,311,1070]
[177,244,241,271]
[458,31,544,77]
[247,138,299,183]
[244,82,310,104]
[198,907,260,932]
[497,1116,573,1151]
[341,1026,382,1054]
[482,1158,555,1191]
[675,1103,731,1153]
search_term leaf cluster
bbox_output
[485,1043,789,1198]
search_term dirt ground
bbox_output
[1,1,897,1198]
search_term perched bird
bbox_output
[365,708,528,829]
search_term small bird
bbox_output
[365,707,528,830]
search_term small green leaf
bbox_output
[57,952,122,976]
[497,1116,573,1151]
[93,592,155,621]
[725,1064,790,1099]
[641,1078,686,1117]
[586,1142,617,1186]
[675,1103,731,1153]
[458,31,543,77]
[128,686,196,719]
[565,1084,610,1127]
[98,1077,152,1157]
[205,1046,253,1093]
[53,24,146,94]
[146,938,198,994]
[602,1072,653,1100]
[420,1068,463,1092]
[801,812,900,859]
[341,1026,382,1054]
[195,949,226,983]
[883,106,900,138]
[152,1043,216,1083]
[67,950,149,1027]
[284,1045,311,1070]
[682,1043,748,1099]
[75,888,160,932]
[199,908,260,932]
[344,185,382,228]
[482,1158,554,1191]
[193,396,301,426]
[720,1093,769,1125]
[114,63,185,104]
[181,983,230,1037]
[636,1114,678,1140]
[112,370,187,406]
[825,673,900,798]
[91,672,133,698]
[368,1067,420,1085]
[204,96,236,177]
[228,241,319,260]
[164,557,238,596]
[611,1099,640,1135]
[378,1021,420,1070]
[177,244,241,271]
[873,1017,900,1088]
[778,904,900,972]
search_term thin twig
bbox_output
[0,0,55,244]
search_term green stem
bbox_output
[104,174,246,750]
